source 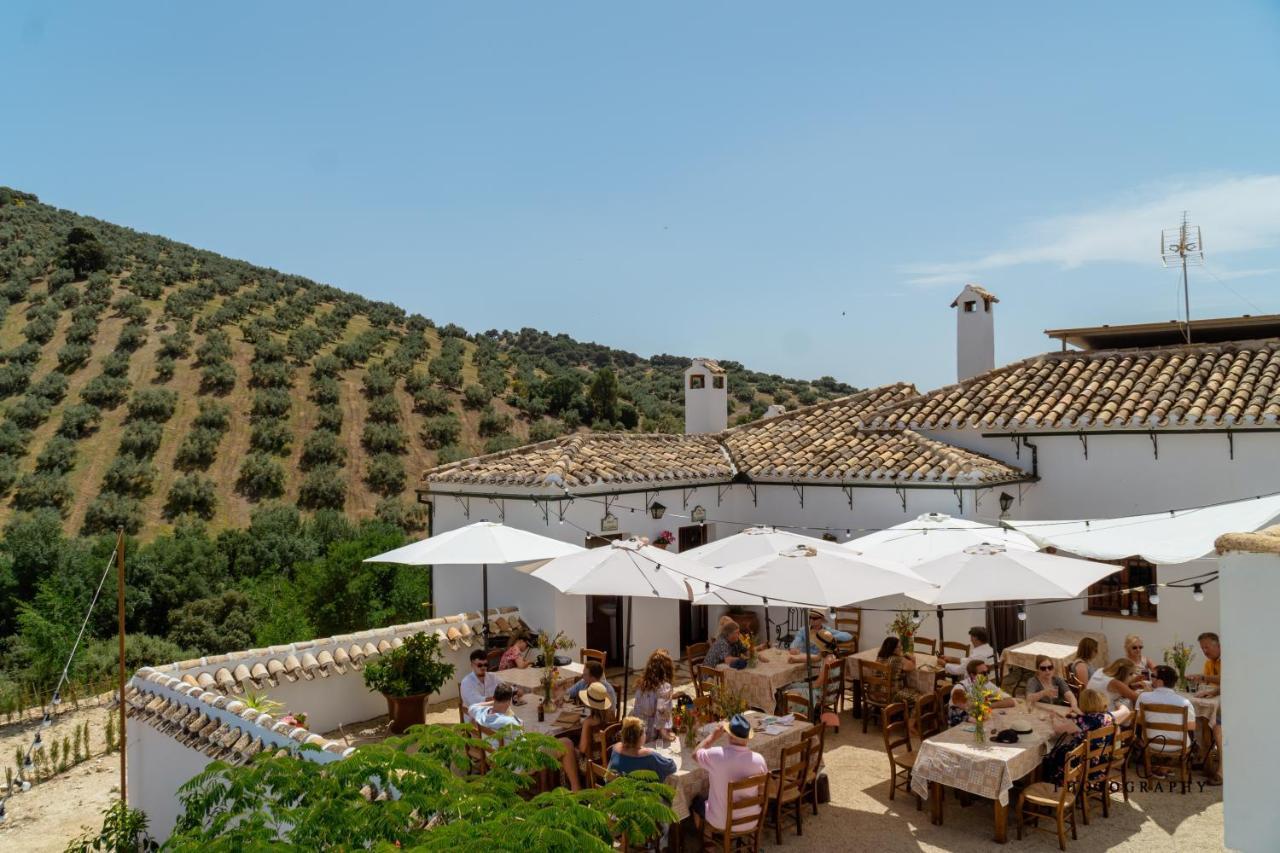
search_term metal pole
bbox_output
[1182,255,1192,344]
[482,564,490,645]
[116,528,127,808]
[622,597,633,712]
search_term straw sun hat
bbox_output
[582,681,614,711]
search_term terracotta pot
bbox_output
[653,542,670,550]
[384,692,428,734]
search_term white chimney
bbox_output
[684,358,728,433]
[951,284,998,382]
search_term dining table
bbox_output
[496,662,585,694]
[845,649,944,717]
[1001,630,1108,681]
[910,699,1074,843]
[649,710,814,820]
[716,654,809,712]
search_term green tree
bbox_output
[588,367,621,424]
[167,590,255,655]
[164,475,217,520]
[236,453,285,500]
[62,227,110,278]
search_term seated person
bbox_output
[1042,688,1130,784]
[789,609,852,658]
[576,681,615,757]
[499,635,532,670]
[1087,658,1142,711]
[939,626,996,677]
[690,714,768,832]
[1069,637,1100,689]
[1135,665,1197,759]
[959,658,1015,709]
[608,715,677,782]
[568,660,618,707]
[1190,632,1221,688]
[461,648,520,721]
[946,683,970,727]
[705,620,747,669]
[1025,655,1078,710]
[469,684,584,791]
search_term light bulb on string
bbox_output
[1193,584,1204,603]
[51,690,60,706]
[1148,585,1160,606]
[40,712,51,728]
[1016,605,1027,622]
[32,732,42,750]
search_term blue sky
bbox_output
[3,2,1279,390]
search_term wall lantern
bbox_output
[998,491,1015,515]
[690,505,707,524]
[649,501,666,520]
[600,513,619,533]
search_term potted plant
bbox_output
[362,632,456,734]
[1164,640,1196,692]
[652,530,674,550]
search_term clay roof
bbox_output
[1216,524,1280,555]
[951,285,1000,307]
[421,383,1031,490]
[688,358,726,374]
[424,432,736,491]
[867,340,1280,432]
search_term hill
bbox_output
[0,188,855,537]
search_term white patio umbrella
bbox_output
[523,537,702,708]
[847,513,1039,643]
[363,521,584,643]
[692,543,935,685]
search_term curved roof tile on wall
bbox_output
[865,340,1280,431]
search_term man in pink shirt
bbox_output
[691,714,768,832]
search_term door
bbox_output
[585,533,628,666]
[678,524,710,654]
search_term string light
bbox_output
[1148,585,1160,606]
[1016,605,1027,621]
[1193,584,1204,603]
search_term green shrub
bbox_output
[12,472,71,515]
[365,394,401,424]
[0,420,32,455]
[56,342,93,373]
[478,405,512,437]
[80,374,130,408]
[374,497,428,533]
[115,324,147,352]
[362,422,406,455]
[528,419,565,443]
[118,420,165,459]
[174,427,222,471]
[29,373,69,404]
[127,388,178,423]
[413,386,451,416]
[250,418,292,456]
[251,388,292,420]
[0,456,17,497]
[300,431,345,470]
[420,413,461,449]
[309,375,340,405]
[65,319,97,344]
[0,362,32,396]
[164,474,217,520]
[462,383,490,409]
[100,352,131,378]
[362,366,395,397]
[167,590,254,654]
[58,403,102,438]
[315,405,343,432]
[153,356,175,383]
[196,330,232,365]
[483,434,521,454]
[403,369,430,397]
[102,456,157,497]
[311,354,342,377]
[81,492,143,535]
[436,444,469,464]
[249,361,293,389]
[193,399,231,432]
[236,453,285,500]
[22,314,57,345]
[298,465,346,510]
[361,632,454,698]
[199,361,236,395]
[365,453,405,496]
[35,436,78,474]
[7,394,52,428]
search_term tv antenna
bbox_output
[1161,211,1204,344]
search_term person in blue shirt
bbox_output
[788,609,852,658]
[608,715,677,782]
[469,683,585,790]
[567,660,618,707]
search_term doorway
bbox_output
[585,532,628,666]
[678,524,710,654]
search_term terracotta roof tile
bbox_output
[868,340,1280,431]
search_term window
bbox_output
[1084,557,1157,620]
[963,300,976,313]
[712,375,724,389]
[689,374,705,389]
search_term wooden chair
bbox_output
[586,759,617,789]
[686,641,710,683]
[940,641,968,663]
[594,721,622,767]
[833,607,861,637]
[457,689,468,725]
[783,690,814,723]
[912,637,937,657]
[580,648,607,669]
[817,658,844,722]
[1017,739,1086,851]
[1077,723,1116,824]
[694,694,714,720]
[486,648,503,670]
[695,664,726,699]
[881,702,920,809]
[766,740,810,843]
[798,722,826,816]
[701,772,770,852]
[914,690,943,739]
[1138,703,1193,788]
[1103,725,1135,806]
[857,658,893,733]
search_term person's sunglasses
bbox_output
[1132,645,1143,650]
[1038,665,1054,671]
[474,662,488,669]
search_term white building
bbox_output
[420,291,1280,664]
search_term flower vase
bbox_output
[542,681,553,708]
[683,724,697,750]
[901,634,914,657]
[974,720,986,744]
[1176,669,1189,692]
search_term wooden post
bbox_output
[116,528,126,807]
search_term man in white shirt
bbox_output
[1135,665,1196,754]
[461,649,503,720]
[468,684,583,791]
[941,626,996,677]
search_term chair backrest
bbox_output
[694,693,714,720]
[914,690,942,738]
[595,721,623,766]
[1057,739,1088,807]
[486,648,503,669]
[1083,723,1116,780]
[457,687,468,725]
[882,703,911,756]
[775,740,809,798]
[913,637,937,656]
[587,759,617,789]
[799,722,825,787]
[783,690,814,722]
[1110,725,1134,765]
[686,640,710,667]
[819,658,844,712]
[941,640,968,659]
[695,664,726,698]
[858,659,893,705]
[1139,702,1192,753]
[718,772,770,837]
[581,648,607,668]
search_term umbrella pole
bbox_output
[622,597,633,712]
[936,605,945,646]
[482,564,490,645]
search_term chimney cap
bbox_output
[950,284,1000,308]
[686,358,726,375]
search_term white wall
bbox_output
[128,721,225,841]
[1219,547,1277,853]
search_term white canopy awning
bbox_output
[1005,493,1280,564]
